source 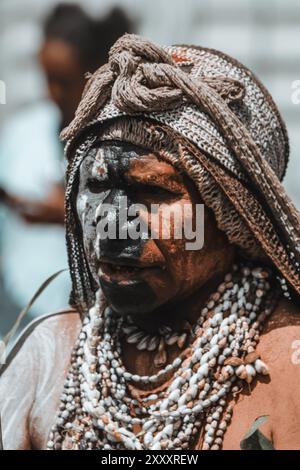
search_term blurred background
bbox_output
[0,0,299,338]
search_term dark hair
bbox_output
[44,3,135,71]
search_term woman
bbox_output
[1,34,300,450]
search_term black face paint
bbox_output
[100,277,157,315]
[77,142,157,315]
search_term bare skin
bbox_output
[222,298,300,450]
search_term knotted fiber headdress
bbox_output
[63,34,300,312]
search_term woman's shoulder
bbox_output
[256,296,300,399]
[260,296,300,342]
[1,308,82,377]
[255,297,300,448]
[258,296,300,363]
[0,308,82,450]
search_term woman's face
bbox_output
[76,141,235,315]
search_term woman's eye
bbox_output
[87,179,109,193]
[152,187,173,196]
[139,185,180,199]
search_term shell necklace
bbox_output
[121,316,192,368]
[47,263,277,450]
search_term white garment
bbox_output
[0,101,71,316]
[0,311,81,449]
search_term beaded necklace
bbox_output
[47,263,277,450]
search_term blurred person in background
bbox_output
[0,3,135,335]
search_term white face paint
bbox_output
[76,193,88,227]
[92,148,108,180]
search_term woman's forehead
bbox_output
[80,141,183,182]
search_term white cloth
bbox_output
[0,311,81,449]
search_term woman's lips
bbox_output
[98,260,165,283]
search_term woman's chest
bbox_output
[31,377,273,450]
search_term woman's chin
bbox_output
[100,276,161,316]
